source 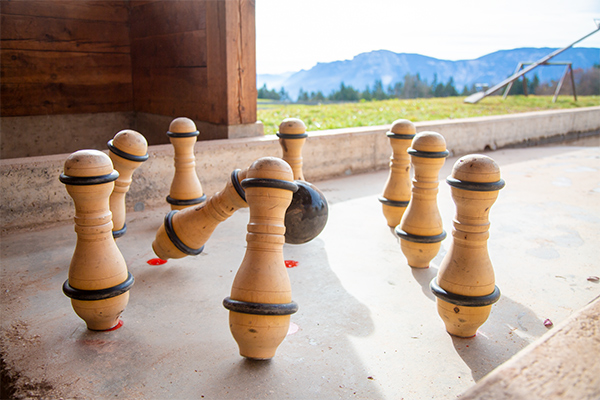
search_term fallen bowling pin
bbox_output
[431,154,505,337]
[379,119,415,227]
[107,129,149,238]
[277,118,329,244]
[152,168,248,260]
[59,150,134,331]
[396,131,448,268]
[223,157,299,360]
[167,117,206,210]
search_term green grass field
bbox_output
[257,96,600,135]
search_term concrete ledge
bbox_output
[1,107,598,232]
[460,297,600,400]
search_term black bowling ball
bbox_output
[284,180,329,244]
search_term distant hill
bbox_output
[258,47,600,100]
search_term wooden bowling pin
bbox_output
[59,150,134,331]
[396,131,448,268]
[277,117,307,181]
[167,117,206,210]
[277,118,329,244]
[431,154,505,337]
[223,157,299,360]
[152,168,248,260]
[379,119,416,227]
[107,129,149,238]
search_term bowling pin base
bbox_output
[430,278,500,337]
[223,297,298,360]
[396,229,446,268]
[71,294,129,331]
[63,272,134,331]
[378,198,409,228]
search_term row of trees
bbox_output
[258,65,600,102]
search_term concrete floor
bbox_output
[1,141,599,399]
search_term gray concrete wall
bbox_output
[1,107,598,232]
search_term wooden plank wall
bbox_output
[1,0,257,144]
[0,0,132,116]
[130,0,257,129]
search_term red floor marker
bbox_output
[103,319,123,331]
[285,260,299,268]
[147,258,167,265]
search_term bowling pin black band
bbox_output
[378,196,410,207]
[395,228,447,244]
[276,132,308,139]
[166,194,207,206]
[112,223,127,238]
[386,132,415,140]
[231,169,246,202]
[107,140,149,162]
[407,149,450,158]
[223,297,298,316]
[63,272,134,301]
[430,278,501,307]
[446,177,506,192]
[59,171,119,186]
[164,210,204,256]
[166,130,200,138]
[242,178,299,193]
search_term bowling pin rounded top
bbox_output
[60,149,119,184]
[389,119,416,138]
[167,117,199,138]
[108,130,149,162]
[447,154,505,191]
[409,131,448,156]
[278,118,307,136]
[246,156,297,183]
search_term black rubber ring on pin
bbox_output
[231,169,246,202]
[378,196,410,207]
[166,194,207,206]
[241,178,299,193]
[59,171,119,186]
[166,130,200,138]
[163,210,204,256]
[430,278,501,307]
[63,272,134,301]
[395,228,447,244]
[112,223,127,238]
[407,149,450,158]
[446,177,506,192]
[276,132,308,139]
[107,140,149,162]
[386,132,416,140]
[223,297,298,316]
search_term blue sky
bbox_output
[256,0,600,75]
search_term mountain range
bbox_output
[258,47,600,100]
